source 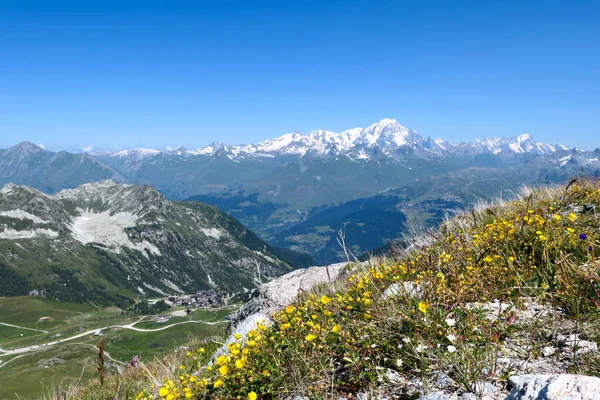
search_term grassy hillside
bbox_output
[0,297,229,399]
[68,178,600,399]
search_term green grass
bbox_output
[94,322,225,362]
[0,298,231,399]
[0,297,94,328]
[0,345,99,399]
[0,297,132,349]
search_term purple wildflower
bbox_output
[579,233,588,240]
[129,355,140,367]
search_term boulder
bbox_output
[506,374,600,400]
[227,262,348,333]
[418,392,453,400]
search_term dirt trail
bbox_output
[0,319,224,357]
[0,321,48,333]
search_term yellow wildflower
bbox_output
[219,365,229,376]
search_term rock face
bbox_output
[506,374,600,400]
[227,262,348,333]
[216,263,349,358]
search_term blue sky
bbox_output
[0,0,598,151]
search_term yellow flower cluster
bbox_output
[139,179,600,399]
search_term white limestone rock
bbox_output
[506,374,600,400]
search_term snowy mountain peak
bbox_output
[365,118,405,132]
[468,133,563,155]
[111,148,161,159]
[98,119,570,160]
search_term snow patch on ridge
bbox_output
[0,185,15,196]
[70,210,161,256]
[558,155,572,167]
[0,229,59,240]
[201,227,223,239]
[0,210,49,224]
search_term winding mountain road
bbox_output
[0,322,48,333]
[0,318,224,360]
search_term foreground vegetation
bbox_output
[67,179,600,399]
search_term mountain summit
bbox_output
[102,119,569,160]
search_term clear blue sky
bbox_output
[0,0,598,151]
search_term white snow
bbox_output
[190,119,418,157]
[201,227,223,239]
[356,150,370,160]
[0,210,49,224]
[0,185,15,195]
[110,148,161,158]
[70,210,161,256]
[0,229,59,240]
[509,142,523,153]
[101,119,572,160]
[434,139,447,151]
[558,155,572,167]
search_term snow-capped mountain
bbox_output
[0,127,598,266]
[104,119,570,160]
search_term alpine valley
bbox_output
[2,119,600,265]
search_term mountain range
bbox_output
[1,119,599,263]
[0,181,309,305]
[101,119,571,159]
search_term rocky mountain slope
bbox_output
[0,181,302,306]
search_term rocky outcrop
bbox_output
[506,374,600,400]
[215,263,350,358]
[227,262,349,334]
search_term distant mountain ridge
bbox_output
[102,119,571,160]
[1,120,598,265]
[0,141,124,193]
